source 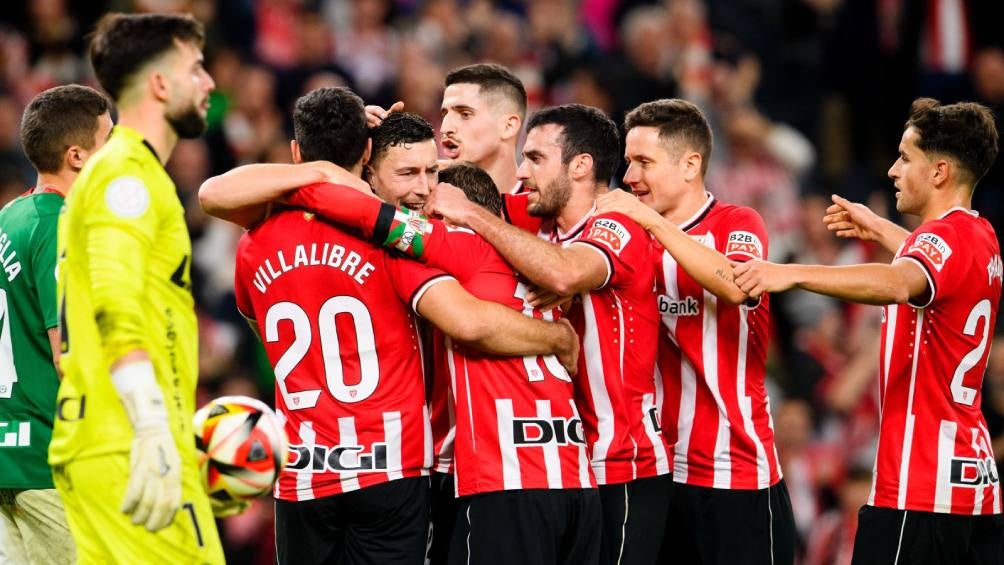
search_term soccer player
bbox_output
[267,161,603,564]
[593,98,795,564]
[50,13,224,564]
[733,98,1003,563]
[425,104,672,564]
[0,85,112,565]
[227,87,580,564]
[368,63,526,194]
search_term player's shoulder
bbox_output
[707,198,766,228]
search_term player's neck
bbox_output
[479,146,519,194]
[34,170,74,196]
[556,185,603,233]
[116,103,178,165]
[660,183,711,226]
[920,189,973,223]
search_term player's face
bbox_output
[888,127,932,216]
[164,40,215,139]
[369,138,439,210]
[440,83,503,164]
[91,111,114,153]
[518,124,571,217]
[623,126,685,214]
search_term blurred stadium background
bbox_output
[1,1,1002,563]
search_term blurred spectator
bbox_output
[804,463,873,565]
[334,0,398,105]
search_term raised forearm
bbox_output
[198,163,330,227]
[467,208,592,295]
[649,219,748,304]
[874,219,911,254]
[790,263,911,305]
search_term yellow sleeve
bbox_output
[85,174,159,363]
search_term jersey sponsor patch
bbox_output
[104,177,150,219]
[587,218,631,255]
[908,232,953,271]
[725,231,763,259]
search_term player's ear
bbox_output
[65,145,87,172]
[290,139,303,164]
[569,153,593,182]
[148,69,170,103]
[682,150,702,183]
[360,138,372,166]
[931,158,950,188]
[501,113,521,142]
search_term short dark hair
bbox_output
[293,87,368,168]
[89,13,205,101]
[445,63,527,120]
[526,104,620,184]
[625,99,713,176]
[906,97,999,187]
[370,112,435,168]
[20,85,111,174]
[439,162,502,216]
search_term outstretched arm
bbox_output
[416,280,579,373]
[424,183,607,295]
[732,258,928,305]
[823,194,910,253]
[596,190,749,305]
[198,161,371,228]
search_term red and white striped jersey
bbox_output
[656,194,782,490]
[427,327,455,474]
[871,208,1002,515]
[503,194,670,485]
[234,209,445,501]
[419,225,595,495]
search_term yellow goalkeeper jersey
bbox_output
[49,125,198,466]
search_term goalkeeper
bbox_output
[49,13,224,564]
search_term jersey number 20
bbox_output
[265,296,379,408]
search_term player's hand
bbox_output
[424,182,478,227]
[122,425,183,531]
[365,101,404,128]
[731,259,795,298]
[823,194,885,242]
[555,318,580,376]
[594,189,661,230]
[112,357,182,532]
[210,497,251,518]
[525,284,573,311]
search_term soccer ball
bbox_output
[193,395,288,503]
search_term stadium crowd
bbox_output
[1,1,1003,563]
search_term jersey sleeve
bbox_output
[896,221,959,308]
[502,193,544,233]
[718,206,769,263]
[569,211,651,290]
[384,254,454,315]
[285,182,382,239]
[84,171,159,361]
[28,211,58,329]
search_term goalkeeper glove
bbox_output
[113,359,183,532]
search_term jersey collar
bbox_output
[679,192,716,232]
[113,125,163,165]
[937,206,979,220]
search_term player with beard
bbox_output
[50,13,226,564]
[368,63,527,195]
[592,99,795,564]
[425,104,673,565]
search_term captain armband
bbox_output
[373,203,433,259]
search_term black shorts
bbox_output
[661,480,795,565]
[429,472,458,565]
[851,505,1004,565]
[274,476,430,565]
[449,488,601,565]
[598,474,674,565]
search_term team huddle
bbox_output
[0,11,1001,565]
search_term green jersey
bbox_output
[0,189,62,488]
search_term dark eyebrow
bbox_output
[523,149,544,160]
